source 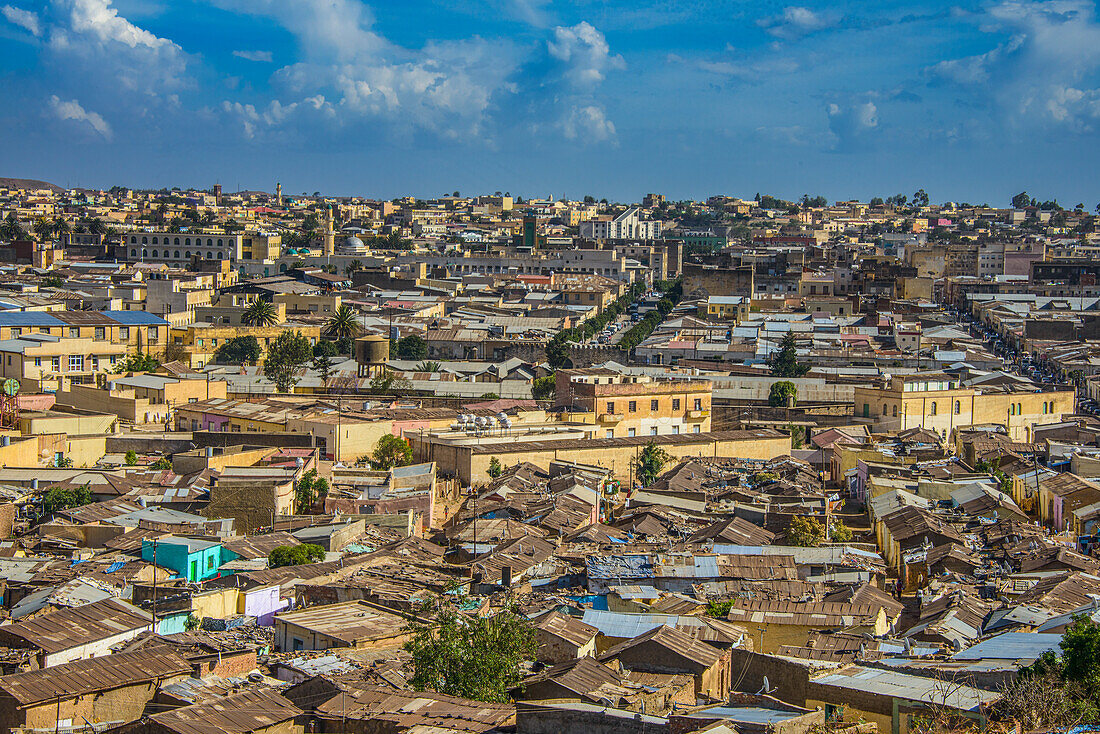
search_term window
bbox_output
[34,357,41,367]
[606,430,614,438]
[68,355,83,372]
[628,401,637,412]
[51,356,60,372]
[231,424,241,432]
[650,427,658,435]
[954,400,961,415]
[693,425,701,433]
[651,399,659,411]
[672,398,680,411]
[174,250,180,259]
[10,328,20,338]
[119,327,129,340]
[94,327,105,341]
[862,403,870,418]
[152,250,158,258]
[606,401,615,414]
[69,327,79,338]
[1042,401,1048,414]
[207,555,215,570]
[693,398,702,410]
[628,428,636,437]
[892,405,898,417]
[929,402,937,416]
[1009,403,1015,416]
[672,425,680,434]
[883,404,888,415]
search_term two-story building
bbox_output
[555,368,712,438]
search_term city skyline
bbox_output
[3,0,1100,205]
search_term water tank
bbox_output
[355,335,390,364]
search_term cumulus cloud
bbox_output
[2,4,39,35]
[827,100,878,148]
[931,0,1100,129]
[48,95,112,139]
[758,6,833,40]
[233,49,272,62]
[562,104,616,141]
[548,21,625,87]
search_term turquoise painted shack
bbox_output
[142,535,224,583]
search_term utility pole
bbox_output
[150,538,158,632]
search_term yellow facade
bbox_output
[170,324,323,368]
[853,374,1074,441]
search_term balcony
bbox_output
[599,412,624,423]
[688,409,710,419]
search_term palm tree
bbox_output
[87,218,107,235]
[0,213,26,241]
[52,216,69,237]
[324,304,363,341]
[241,299,279,327]
[33,217,53,242]
[344,259,363,276]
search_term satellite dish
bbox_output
[757,675,774,695]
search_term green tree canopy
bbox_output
[41,484,92,514]
[531,376,556,401]
[635,443,672,487]
[323,304,363,342]
[268,543,325,568]
[373,434,413,469]
[787,516,825,547]
[262,330,312,393]
[113,352,160,373]
[404,603,537,703]
[124,450,138,466]
[770,332,810,377]
[242,298,279,327]
[396,334,428,360]
[488,457,503,479]
[214,336,262,365]
[768,380,798,407]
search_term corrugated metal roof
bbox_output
[150,686,302,734]
[952,632,1062,661]
[0,648,191,704]
[0,598,151,653]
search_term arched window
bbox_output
[207,251,213,259]
[174,237,180,245]
[142,236,148,244]
[152,236,158,244]
[174,250,181,259]
[883,404,889,416]
[217,238,223,246]
[954,401,961,415]
[1042,402,1048,414]
[1018,402,1023,414]
[892,406,898,417]
[1009,404,1015,416]
[207,238,213,246]
[142,248,147,257]
[185,251,190,258]
[930,402,937,416]
[185,238,191,245]
[152,250,159,258]
[279,263,288,272]
[217,251,223,259]
[130,236,137,243]
[130,248,137,257]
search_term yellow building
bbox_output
[853,372,1074,441]
[170,323,323,368]
[555,368,712,439]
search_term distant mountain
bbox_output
[0,177,65,193]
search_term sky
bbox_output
[3,0,1100,206]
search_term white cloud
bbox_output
[562,104,616,142]
[2,4,40,36]
[233,49,272,62]
[48,95,112,139]
[827,100,878,148]
[548,21,624,87]
[931,0,1100,129]
[66,0,175,49]
[758,6,833,40]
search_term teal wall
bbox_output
[142,539,224,582]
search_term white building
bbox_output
[580,207,662,241]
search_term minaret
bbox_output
[322,205,335,256]
[276,182,282,207]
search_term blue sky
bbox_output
[3,0,1100,206]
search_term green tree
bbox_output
[404,603,537,703]
[33,217,53,242]
[262,330,312,393]
[531,376,556,400]
[313,340,340,358]
[124,450,138,466]
[769,380,798,407]
[545,339,571,369]
[1012,191,1031,209]
[488,457,503,479]
[787,516,825,547]
[634,443,672,487]
[769,332,810,377]
[55,455,73,468]
[0,213,27,241]
[151,457,173,471]
[373,434,413,469]
[241,299,279,327]
[705,599,735,619]
[831,520,854,542]
[396,334,428,360]
[268,543,326,568]
[112,352,160,373]
[41,484,91,514]
[415,361,442,372]
[293,468,328,513]
[313,354,334,384]
[323,304,363,342]
[213,335,262,364]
